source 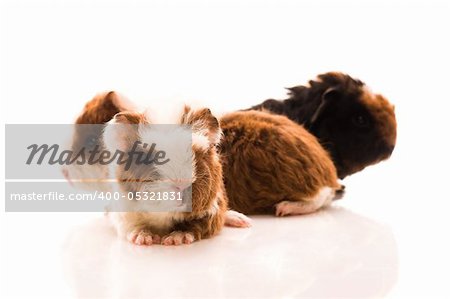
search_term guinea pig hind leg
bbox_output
[333,184,346,200]
[224,210,252,228]
[275,187,335,217]
[162,213,224,246]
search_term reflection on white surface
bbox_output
[62,207,397,298]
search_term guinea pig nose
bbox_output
[62,168,73,185]
[173,185,186,192]
[381,144,395,158]
[386,144,395,153]
[172,180,191,192]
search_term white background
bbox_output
[1,0,450,298]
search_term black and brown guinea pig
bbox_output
[249,72,397,179]
[220,110,342,216]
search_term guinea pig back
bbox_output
[219,110,340,216]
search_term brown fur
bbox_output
[219,110,340,215]
[63,91,135,189]
[70,91,135,162]
[75,91,135,124]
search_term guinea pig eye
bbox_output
[84,135,98,149]
[352,115,370,128]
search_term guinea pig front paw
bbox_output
[161,231,195,246]
[127,229,161,246]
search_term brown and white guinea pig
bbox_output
[102,107,229,245]
[62,91,136,190]
[249,72,397,179]
[219,110,341,216]
[63,92,251,245]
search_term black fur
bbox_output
[249,72,396,179]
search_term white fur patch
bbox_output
[192,133,210,151]
[275,187,335,216]
[209,198,220,216]
[312,186,335,207]
[138,124,194,186]
[224,210,252,228]
[102,118,133,153]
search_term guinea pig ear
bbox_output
[181,106,221,148]
[286,85,307,97]
[309,87,340,126]
[103,112,146,153]
[75,91,136,124]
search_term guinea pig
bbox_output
[219,110,341,216]
[63,92,251,243]
[249,72,397,179]
[62,91,136,190]
[103,107,228,245]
